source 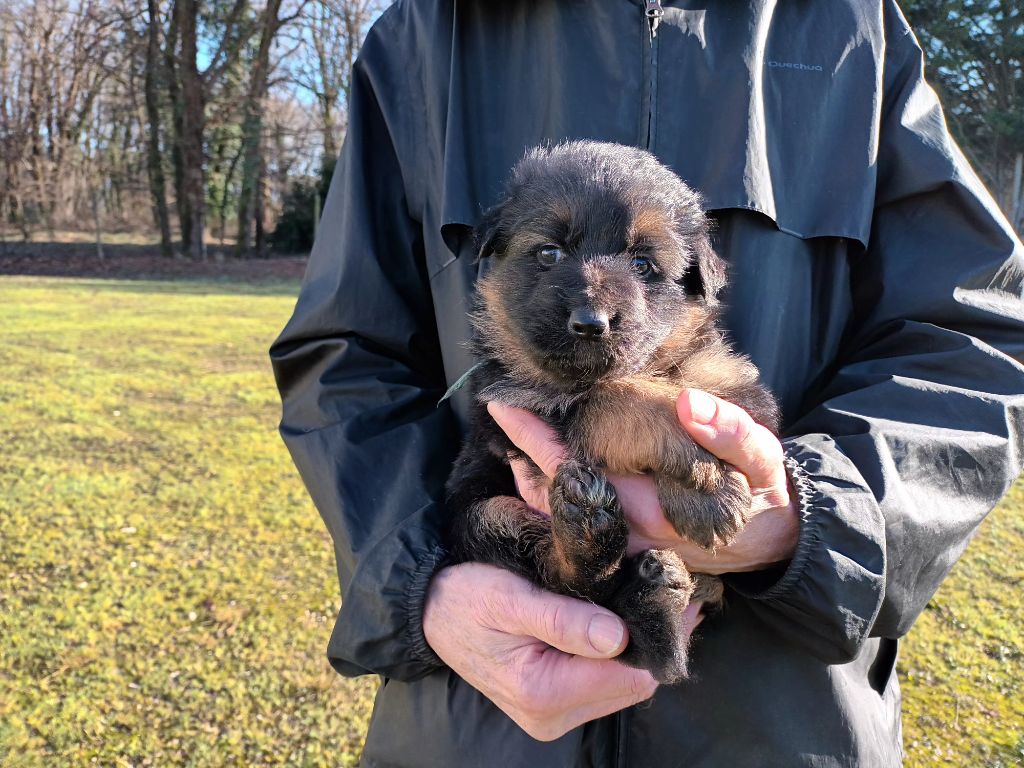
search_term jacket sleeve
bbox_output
[724,8,1024,664]
[269,18,456,681]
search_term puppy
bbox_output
[444,141,780,683]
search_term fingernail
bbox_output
[588,613,625,655]
[687,390,717,425]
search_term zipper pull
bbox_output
[645,0,664,39]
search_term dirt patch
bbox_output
[0,241,307,282]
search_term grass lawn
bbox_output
[0,275,1020,766]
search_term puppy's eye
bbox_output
[536,245,565,267]
[631,255,655,277]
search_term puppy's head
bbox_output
[474,141,725,388]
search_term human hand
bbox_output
[423,562,704,740]
[489,389,798,575]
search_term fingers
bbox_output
[680,599,704,637]
[500,585,630,659]
[509,457,552,515]
[511,652,658,741]
[425,564,657,743]
[493,394,788,503]
[676,389,788,496]
[541,656,658,739]
[487,402,566,478]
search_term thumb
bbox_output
[487,402,567,478]
[508,589,629,659]
[677,388,785,492]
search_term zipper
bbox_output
[645,0,664,38]
[624,4,664,749]
[615,706,629,768]
[644,0,662,150]
[624,7,662,755]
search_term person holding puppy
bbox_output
[270,0,1024,765]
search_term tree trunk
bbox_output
[320,90,339,164]
[91,186,104,260]
[218,146,243,245]
[313,189,320,241]
[177,0,205,260]
[145,0,173,258]
[236,0,281,257]
[254,151,266,254]
[166,1,190,254]
[321,103,339,164]
[236,108,261,254]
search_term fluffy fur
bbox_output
[444,141,779,683]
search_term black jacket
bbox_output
[270,1,1024,765]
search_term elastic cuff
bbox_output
[723,446,825,600]
[404,544,451,670]
[724,436,886,662]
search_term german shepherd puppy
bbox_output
[445,141,780,684]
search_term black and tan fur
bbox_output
[445,141,780,684]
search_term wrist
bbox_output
[684,498,799,575]
[733,498,799,572]
[411,548,452,667]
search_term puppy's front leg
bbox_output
[448,443,626,597]
[547,459,629,600]
[549,459,696,684]
[582,380,752,551]
[446,443,558,586]
[656,449,752,551]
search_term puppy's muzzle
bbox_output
[569,307,610,339]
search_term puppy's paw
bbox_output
[552,459,619,517]
[636,548,685,586]
[657,464,751,550]
[548,459,628,591]
[611,550,695,684]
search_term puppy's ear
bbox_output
[474,202,508,263]
[682,234,727,303]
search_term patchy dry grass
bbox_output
[0,277,375,767]
[0,275,1019,767]
[900,479,1024,767]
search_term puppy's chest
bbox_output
[558,378,688,475]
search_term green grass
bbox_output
[0,275,1020,766]
[900,478,1024,767]
[0,277,375,767]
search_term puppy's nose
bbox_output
[569,308,610,339]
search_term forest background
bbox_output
[0,0,1020,257]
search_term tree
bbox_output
[289,0,382,164]
[904,0,1024,232]
[167,0,251,259]
[145,0,173,257]
[235,0,305,255]
[0,0,383,252]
